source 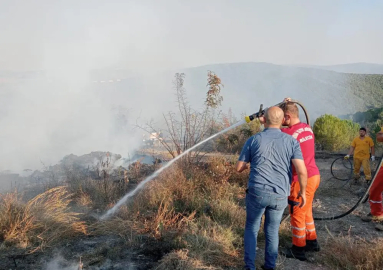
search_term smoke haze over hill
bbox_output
[1,1,382,172]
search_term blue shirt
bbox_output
[238,128,303,196]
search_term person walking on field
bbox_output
[276,99,321,261]
[362,127,383,225]
[236,106,307,270]
[345,127,375,183]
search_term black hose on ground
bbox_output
[313,158,382,220]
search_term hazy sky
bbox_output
[1,0,383,173]
[1,0,382,72]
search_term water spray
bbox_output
[101,99,310,220]
[102,98,372,222]
[101,120,246,220]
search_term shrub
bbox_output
[313,114,360,151]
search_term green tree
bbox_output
[313,114,360,151]
[348,107,383,147]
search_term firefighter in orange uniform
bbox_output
[279,100,320,261]
[362,127,383,225]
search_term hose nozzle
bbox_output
[244,99,309,126]
[245,104,264,123]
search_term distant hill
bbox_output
[180,62,383,122]
[2,62,383,124]
[298,63,383,74]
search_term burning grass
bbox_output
[0,186,87,253]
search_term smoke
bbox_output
[0,68,145,172]
[1,1,382,173]
[43,254,137,270]
[43,255,80,270]
[0,1,162,173]
[0,1,172,173]
[101,119,246,220]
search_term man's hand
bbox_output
[236,161,249,172]
[297,191,306,208]
[258,115,265,124]
[344,155,350,159]
[371,156,375,161]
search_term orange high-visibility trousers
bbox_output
[288,175,320,247]
[369,167,383,217]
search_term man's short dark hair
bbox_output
[279,102,299,117]
[360,127,367,132]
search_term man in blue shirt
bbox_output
[236,106,307,270]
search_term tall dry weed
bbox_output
[0,186,87,252]
[135,162,244,267]
[180,216,242,267]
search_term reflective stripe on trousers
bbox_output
[289,175,320,247]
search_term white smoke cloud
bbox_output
[1,0,382,173]
[43,255,80,270]
[43,255,137,270]
[0,67,142,172]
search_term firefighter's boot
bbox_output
[305,239,320,252]
[281,245,307,261]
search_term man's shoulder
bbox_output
[286,123,312,135]
[291,122,310,129]
[281,126,294,136]
[254,130,292,141]
[279,131,299,142]
[299,122,310,128]
[247,133,261,143]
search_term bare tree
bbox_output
[138,71,223,163]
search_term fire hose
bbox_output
[245,99,380,222]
